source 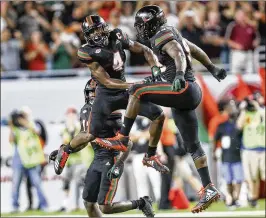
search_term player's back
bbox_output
[150,26,195,83]
[77,28,130,92]
[80,103,120,159]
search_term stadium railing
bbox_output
[1,45,264,79]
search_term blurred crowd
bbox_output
[7,91,265,212]
[1,1,265,73]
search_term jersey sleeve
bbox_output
[77,46,96,64]
[152,29,175,50]
[112,28,130,49]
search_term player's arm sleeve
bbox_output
[128,40,160,68]
[77,47,95,64]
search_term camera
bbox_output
[243,96,256,112]
[10,110,25,127]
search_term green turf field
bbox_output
[1,199,265,217]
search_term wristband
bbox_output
[175,71,185,78]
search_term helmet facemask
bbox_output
[83,23,110,47]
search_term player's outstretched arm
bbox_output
[184,39,227,81]
[87,62,132,89]
[128,41,161,69]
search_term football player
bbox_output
[53,15,169,176]
[49,79,154,217]
[95,5,227,213]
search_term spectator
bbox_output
[98,2,121,22]
[202,11,226,62]
[19,106,48,211]
[18,2,51,40]
[9,110,48,213]
[1,29,24,71]
[237,94,265,208]
[1,1,17,30]
[120,1,136,40]
[226,8,260,74]
[24,31,50,71]
[253,1,266,45]
[52,16,81,49]
[50,30,75,69]
[180,10,204,49]
[159,2,179,29]
[130,117,161,204]
[214,99,243,209]
[108,9,133,39]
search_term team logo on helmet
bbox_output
[142,12,153,22]
[95,49,101,53]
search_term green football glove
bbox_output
[172,74,186,92]
[107,163,124,181]
[151,66,162,77]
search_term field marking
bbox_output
[16,210,265,217]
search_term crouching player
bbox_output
[49,79,154,217]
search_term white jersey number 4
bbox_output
[113,51,123,71]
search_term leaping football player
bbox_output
[95,5,227,213]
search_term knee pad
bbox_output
[189,143,206,161]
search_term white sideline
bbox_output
[17,211,265,217]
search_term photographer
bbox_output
[9,110,48,213]
[214,99,243,209]
[237,93,265,208]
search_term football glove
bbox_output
[207,64,227,82]
[107,163,124,181]
[49,149,58,162]
[151,66,162,77]
[172,74,186,92]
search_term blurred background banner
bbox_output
[1,0,265,215]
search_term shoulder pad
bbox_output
[77,45,100,64]
[151,27,176,50]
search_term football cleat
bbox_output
[54,145,69,175]
[139,196,155,217]
[142,154,170,174]
[95,132,129,152]
[191,183,220,213]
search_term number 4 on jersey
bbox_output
[113,52,123,71]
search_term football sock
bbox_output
[131,199,145,209]
[147,146,157,157]
[64,144,73,154]
[197,167,211,187]
[120,117,135,136]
